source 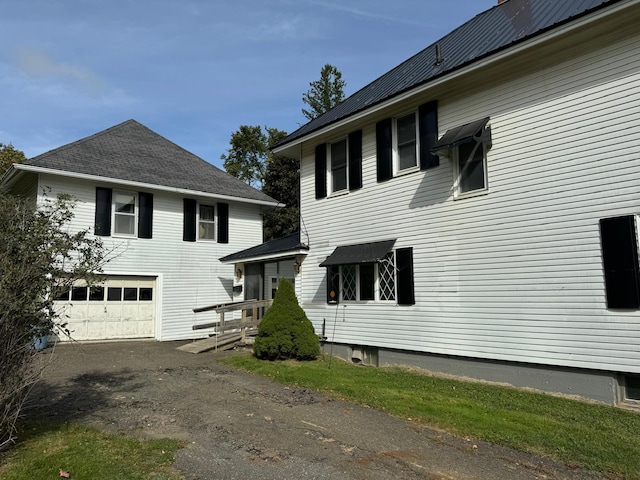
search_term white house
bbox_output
[1,119,278,342]
[269,0,640,405]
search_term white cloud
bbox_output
[15,47,110,96]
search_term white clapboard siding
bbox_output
[298,23,640,373]
[37,174,265,341]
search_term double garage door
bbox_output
[54,275,156,341]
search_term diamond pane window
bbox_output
[379,252,396,301]
[341,265,356,301]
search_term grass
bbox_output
[0,421,183,480]
[222,353,640,480]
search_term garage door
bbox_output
[53,275,156,341]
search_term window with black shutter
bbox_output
[138,192,153,239]
[94,187,112,236]
[217,202,229,244]
[183,198,197,242]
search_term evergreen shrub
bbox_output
[253,279,319,360]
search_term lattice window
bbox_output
[341,265,357,301]
[379,252,396,301]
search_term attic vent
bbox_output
[434,43,444,66]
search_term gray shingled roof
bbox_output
[276,0,619,149]
[220,232,308,263]
[24,119,277,204]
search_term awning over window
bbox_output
[430,117,491,152]
[319,239,396,267]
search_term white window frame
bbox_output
[453,140,489,199]
[393,111,419,175]
[339,252,397,303]
[198,203,216,241]
[113,190,137,237]
[328,138,348,194]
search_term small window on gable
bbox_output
[330,139,348,193]
[114,190,136,236]
[395,112,418,173]
[199,204,215,240]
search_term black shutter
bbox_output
[315,144,327,199]
[218,202,229,244]
[326,266,340,304]
[376,118,393,182]
[183,198,197,242]
[94,187,112,236]
[396,247,415,305]
[348,130,362,191]
[419,101,439,170]
[138,192,153,239]
[599,216,640,308]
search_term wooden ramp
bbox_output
[177,332,243,354]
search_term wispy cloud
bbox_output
[15,47,110,95]
[300,0,430,27]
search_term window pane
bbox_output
[89,286,104,301]
[114,215,135,235]
[331,140,347,192]
[379,252,396,301]
[200,205,215,221]
[124,287,138,301]
[54,288,70,301]
[139,288,153,301]
[115,192,136,214]
[397,114,417,170]
[107,287,122,301]
[71,286,88,301]
[458,142,486,193]
[199,222,215,240]
[341,265,357,301]
[359,264,375,301]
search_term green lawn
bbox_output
[222,353,640,480]
[0,422,183,480]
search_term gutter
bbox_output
[9,164,280,207]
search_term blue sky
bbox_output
[1,0,497,169]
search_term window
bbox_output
[600,215,640,308]
[330,139,348,193]
[315,130,362,199]
[114,191,136,235]
[337,252,397,302]
[71,286,88,301]
[376,101,439,182]
[89,286,104,301]
[199,204,215,240]
[107,287,122,301]
[395,112,418,172]
[123,288,137,301]
[95,188,153,238]
[183,199,228,243]
[455,141,488,195]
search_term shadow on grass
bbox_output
[24,370,145,424]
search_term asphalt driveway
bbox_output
[26,341,599,480]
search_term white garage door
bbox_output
[54,275,156,341]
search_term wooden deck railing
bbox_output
[192,299,273,342]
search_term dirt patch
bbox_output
[24,341,601,480]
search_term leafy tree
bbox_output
[302,64,346,121]
[253,279,319,361]
[0,192,106,451]
[220,125,268,189]
[262,128,299,240]
[0,143,26,177]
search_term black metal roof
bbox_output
[276,0,619,149]
[219,232,308,263]
[319,239,396,267]
[24,119,277,204]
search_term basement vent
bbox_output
[350,346,379,367]
[624,375,640,402]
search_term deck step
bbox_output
[177,332,243,354]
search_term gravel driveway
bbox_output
[26,340,599,480]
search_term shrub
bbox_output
[0,192,105,451]
[253,279,319,360]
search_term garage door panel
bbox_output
[54,275,156,341]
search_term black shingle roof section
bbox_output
[276,0,619,149]
[25,119,276,204]
[219,232,308,263]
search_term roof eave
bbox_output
[273,0,627,153]
[12,164,280,207]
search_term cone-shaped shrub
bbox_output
[254,279,320,360]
